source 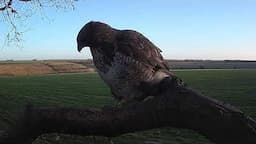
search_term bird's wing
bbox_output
[114,30,170,71]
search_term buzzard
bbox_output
[77,21,179,102]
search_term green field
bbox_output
[0,70,256,144]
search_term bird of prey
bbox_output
[77,21,180,103]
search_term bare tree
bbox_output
[0,0,77,46]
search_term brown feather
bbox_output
[77,21,175,102]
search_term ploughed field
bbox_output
[0,70,256,144]
[0,60,95,76]
[1,59,256,76]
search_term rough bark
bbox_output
[0,79,256,144]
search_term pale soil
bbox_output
[0,61,95,76]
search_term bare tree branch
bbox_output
[0,79,256,144]
[0,0,78,46]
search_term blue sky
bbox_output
[0,0,255,60]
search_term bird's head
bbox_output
[77,21,115,52]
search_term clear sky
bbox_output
[0,0,255,60]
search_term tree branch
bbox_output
[0,0,18,12]
[0,78,256,144]
[1,0,77,46]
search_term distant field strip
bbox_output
[0,69,255,144]
[0,61,94,76]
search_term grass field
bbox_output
[0,69,256,144]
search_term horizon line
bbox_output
[0,58,256,62]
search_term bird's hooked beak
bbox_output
[77,42,87,52]
[77,44,83,52]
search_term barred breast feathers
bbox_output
[113,52,169,83]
